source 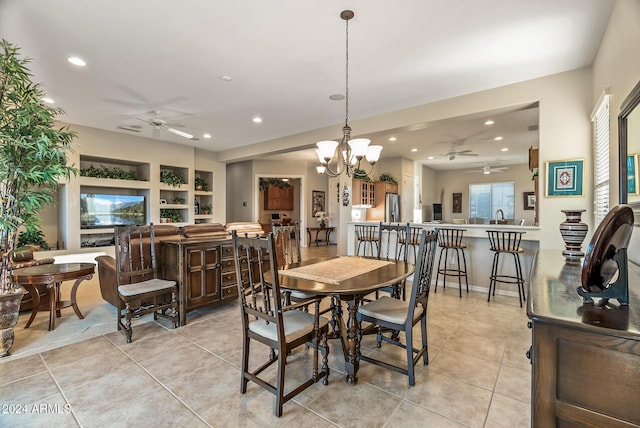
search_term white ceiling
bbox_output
[0,0,613,165]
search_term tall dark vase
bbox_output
[0,288,25,357]
[559,209,588,262]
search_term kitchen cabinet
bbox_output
[264,185,294,210]
[352,179,375,207]
[366,181,398,220]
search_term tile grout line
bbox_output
[39,352,83,427]
[105,332,213,428]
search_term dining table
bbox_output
[276,256,414,384]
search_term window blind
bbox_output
[592,93,610,226]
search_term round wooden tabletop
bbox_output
[12,262,96,285]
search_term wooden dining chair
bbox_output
[114,224,179,343]
[357,229,438,386]
[231,231,330,417]
[375,222,410,300]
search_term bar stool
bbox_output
[435,228,468,297]
[487,230,526,307]
[355,224,379,256]
[398,225,422,264]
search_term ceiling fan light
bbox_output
[348,138,370,158]
[316,141,339,161]
[365,145,383,163]
[167,127,194,139]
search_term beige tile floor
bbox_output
[0,245,532,427]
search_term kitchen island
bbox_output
[347,221,541,298]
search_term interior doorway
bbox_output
[254,175,307,243]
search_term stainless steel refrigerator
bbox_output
[384,193,400,222]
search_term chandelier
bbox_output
[316,10,382,177]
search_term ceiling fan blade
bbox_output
[458,152,478,156]
[167,127,194,139]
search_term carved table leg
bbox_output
[70,274,93,319]
[23,284,40,329]
[48,283,56,331]
[344,296,361,384]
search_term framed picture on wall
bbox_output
[545,159,584,197]
[452,192,462,213]
[523,191,535,210]
[628,153,639,195]
[312,190,325,215]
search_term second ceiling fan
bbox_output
[438,144,479,161]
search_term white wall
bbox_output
[592,0,640,205]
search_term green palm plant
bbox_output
[1,39,77,355]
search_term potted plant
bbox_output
[1,40,77,356]
[160,208,183,223]
[200,204,211,215]
[378,173,397,184]
[194,177,209,191]
[17,225,50,251]
[160,170,185,187]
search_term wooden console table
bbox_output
[12,263,95,331]
[307,226,334,246]
[528,250,640,427]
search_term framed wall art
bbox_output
[523,191,535,210]
[312,190,325,215]
[628,153,639,195]
[545,159,584,197]
[452,192,462,213]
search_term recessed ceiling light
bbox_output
[501,147,509,152]
[252,117,262,123]
[388,137,397,142]
[67,57,86,67]
[411,148,418,152]
[427,156,434,160]
[219,75,232,81]
[203,133,212,139]
[484,120,495,126]
[42,97,55,104]
[494,136,503,141]
[329,94,345,101]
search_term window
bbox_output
[469,182,515,222]
[592,91,610,226]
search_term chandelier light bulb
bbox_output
[365,145,383,163]
[316,141,339,162]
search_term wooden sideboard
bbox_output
[162,238,247,325]
[528,250,640,427]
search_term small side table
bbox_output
[307,226,335,246]
[12,263,95,331]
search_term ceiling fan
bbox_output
[437,144,479,160]
[132,111,195,140]
[468,164,509,175]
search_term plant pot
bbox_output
[0,288,25,357]
[320,221,326,228]
[560,209,588,262]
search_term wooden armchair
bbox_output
[114,224,179,343]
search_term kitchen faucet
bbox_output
[495,209,504,222]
